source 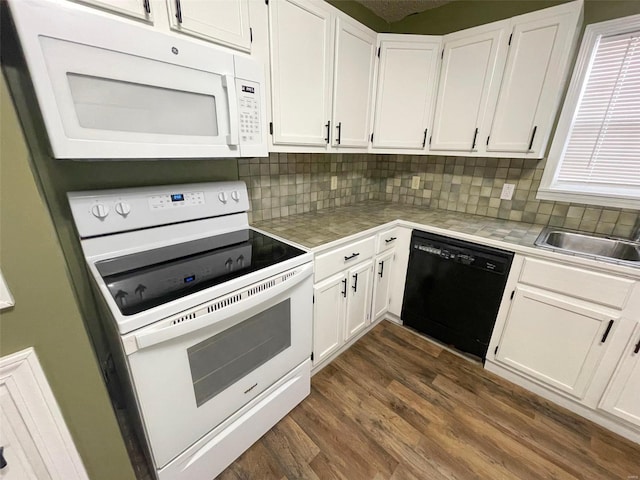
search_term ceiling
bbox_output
[353,0,458,23]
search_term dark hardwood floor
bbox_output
[218,320,640,480]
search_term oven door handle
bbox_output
[127,264,312,354]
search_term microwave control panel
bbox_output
[237,79,261,146]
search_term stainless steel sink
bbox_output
[534,228,640,265]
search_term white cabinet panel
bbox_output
[331,16,376,148]
[430,20,509,152]
[313,273,345,365]
[372,35,441,150]
[72,0,152,21]
[269,0,333,146]
[167,0,251,52]
[372,250,394,319]
[496,286,619,400]
[345,260,373,341]
[599,323,640,427]
[487,3,582,155]
[387,227,411,317]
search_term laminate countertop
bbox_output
[252,201,543,250]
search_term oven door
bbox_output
[122,263,312,469]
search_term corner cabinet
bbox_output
[429,20,510,153]
[429,0,582,158]
[166,0,252,52]
[267,0,376,152]
[371,35,441,152]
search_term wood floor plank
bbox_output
[217,321,640,480]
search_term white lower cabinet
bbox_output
[312,273,346,365]
[344,260,374,341]
[372,250,394,320]
[599,323,640,427]
[495,285,619,400]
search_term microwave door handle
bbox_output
[223,74,239,146]
[130,265,312,353]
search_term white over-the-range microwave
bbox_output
[8,0,268,159]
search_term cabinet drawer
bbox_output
[315,236,375,282]
[519,258,634,309]
[376,227,401,254]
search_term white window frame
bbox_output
[538,14,640,210]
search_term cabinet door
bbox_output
[331,16,377,148]
[599,323,640,427]
[167,0,251,52]
[345,260,374,341]
[373,250,394,319]
[496,286,619,400]
[269,0,334,146]
[430,20,509,152]
[372,36,441,150]
[487,3,582,155]
[72,0,152,21]
[313,273,346,365]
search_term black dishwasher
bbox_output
[401,230,514,360]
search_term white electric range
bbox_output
[68,181,313,480]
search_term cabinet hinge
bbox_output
[428,135,432,146]
[370,133,374,142]
[377,47,381,58]
[265,0,269,4]
[312,294,315,304]
[486,136,490,146]
[508,33,513,46]
[250,27,253,43]
[311,352,314,361]
[510,290,515,300]
[441,49,444,59]
[269,122,273,135]
[494,346,498,355]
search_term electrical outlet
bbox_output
[331,176,337,190]
[500,183,515,200]
[411,176,420,189]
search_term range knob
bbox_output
[115,202,131,217]
[231,190,240,202]
[218,192,228,204]
[91,203,109,219]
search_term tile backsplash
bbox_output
[239,153,639,238]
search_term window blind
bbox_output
[556,31,640,190]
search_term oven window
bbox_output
[187,299,291,407]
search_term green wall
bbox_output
[327,0,389,31]
[0,75,137,480]
[390,0,640,34]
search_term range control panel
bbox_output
[68,181,250,238]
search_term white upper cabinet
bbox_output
[372,35,441,151]
[430,20,510,152]
[72,0,152,22]
[167,0,252,52]
[331,16,377,148]
[486,1,583,157]
[269,0,334,147]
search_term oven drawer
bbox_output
[314,236,376,282]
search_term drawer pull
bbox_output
[384,237,397,244]
[634,337,640,355]
[352,273,358,293]
[341,278,347,298]
[601,320,614,343]
[344,252,360,262]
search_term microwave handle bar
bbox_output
[223,74,239,146]
[126,264,312,354]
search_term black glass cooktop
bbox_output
[95,229,306,316]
